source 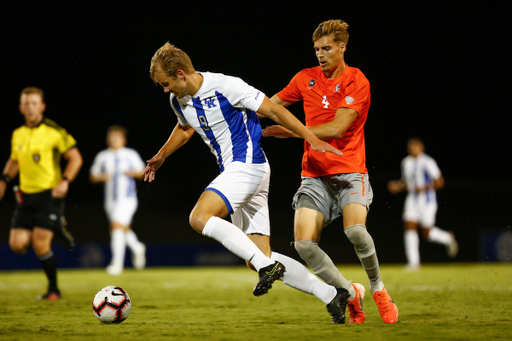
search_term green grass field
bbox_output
[1,263,511,341]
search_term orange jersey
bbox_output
[277,65,370,177]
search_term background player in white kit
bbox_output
[90,125,146,275]
[144,43,351,322]
[388,138,458,270]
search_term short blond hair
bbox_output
[150,42,195,84]
[312,20,349,44]
[107,125,127,138]
[20,87,45,102]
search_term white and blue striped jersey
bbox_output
[401,152,441,203]
[90,147,146,204]
[170,72,267,172]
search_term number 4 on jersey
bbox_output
[322,95,329,109]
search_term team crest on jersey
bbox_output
[345,96,354,105]
[33,153,40,162]
[334,84,341,92]
[309,80,315,86]
[204,98,217,108]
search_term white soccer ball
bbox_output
[92,286,131,324]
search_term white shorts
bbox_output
[206,161,271,236]
[105,199,138,226]
[403,194,437,227]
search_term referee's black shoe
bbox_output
[55,217,75,251]
[326,287,350,324]
[253,261,286,296]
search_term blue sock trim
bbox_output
[205,188,234,214]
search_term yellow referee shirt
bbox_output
[10,118,77,194]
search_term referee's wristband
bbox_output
[1,174,12,185]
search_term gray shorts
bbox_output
[292,173,373,226]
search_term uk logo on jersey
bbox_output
[345,96,354,105]
[204,98,217,108]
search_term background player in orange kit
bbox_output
[262,19,398,324]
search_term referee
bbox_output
[0,87,83,300]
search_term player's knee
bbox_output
[9,240,28,254]
[32,239,51,257]
[421,227,431,239]
[344,224,375,258]
[189,210,208,233]
[294,240,318,261]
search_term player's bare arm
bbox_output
[0,158,19,200]
[52,147,83,198]
[258,96,342,156]
[388,179,407,194]
[89,173,111,183]
[308,107,358,140]
[143,123,195,182]
[416,175,445,192]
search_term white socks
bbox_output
[110,229,126,268]
[271,252,338,304]
[125,230,144,253]
[428,227,453,245]
[202,216,273,271]
[404,230,420,269]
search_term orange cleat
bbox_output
[347,283,366,323]
[372,287,398,323]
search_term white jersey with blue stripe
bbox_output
[169,72,267,172]
[401,152,441,202]
[90,147,146,204]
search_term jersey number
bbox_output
[198,115,211,131]
[322,95,329,109]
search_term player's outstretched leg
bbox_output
[326,287,350,324]
[347,283,366,323]
[253,261,286,296]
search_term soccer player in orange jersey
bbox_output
[262,20,398,324]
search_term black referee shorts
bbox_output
[11,189,65,232]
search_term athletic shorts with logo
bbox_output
[206,161,271,236]
[292,172,373,226]
[12,189,65,232]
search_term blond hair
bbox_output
[312,20,349,44]
[107,125,127,138]
[20,87,45,102]
[150,42,195,84]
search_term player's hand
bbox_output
[52,180,69,198]
[261,125,296,138]
[388,181,401,194]
[0,180,6,200]
[308,139,343,156]
[143,154,166,182]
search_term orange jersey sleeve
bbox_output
[277,65,370,177]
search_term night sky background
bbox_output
[0,2,510,267]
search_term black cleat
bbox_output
[326,287,350,324]
[253,262,286,296]
[55,216,75,251]
[38,290,61,301]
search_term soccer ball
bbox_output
[92,286,131,324]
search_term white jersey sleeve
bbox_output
[424,155,441,180]
[219,76,265,113]
[90,151,106,176]
[170,95,190,127]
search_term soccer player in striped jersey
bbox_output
[90,125,147,275]
[262,19,398,323]
[144,43,349,320]
[0,87,83,300]
[388,138,458,270]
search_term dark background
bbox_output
[0,2,510,266]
